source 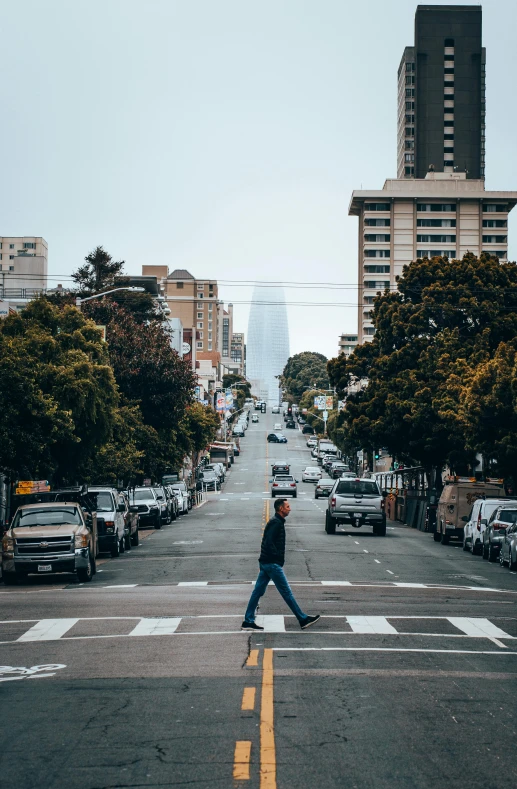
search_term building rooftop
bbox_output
[168,269,195,280]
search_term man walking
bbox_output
[241,498,320,631]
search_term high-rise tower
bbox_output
[397,5,485,180]
[247,285,290,405]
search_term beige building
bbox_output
[338,333,358,357]
[142,266,222,363]
[349,173,517,343]
[0,236,48,296]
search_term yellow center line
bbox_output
[246,649,259,667]
[233,740,252,780]
[260,648,276,788]
[241,687,256,710]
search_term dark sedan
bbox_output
[267,433,288,443]
[500,522,517,570]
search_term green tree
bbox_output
[281,352,329,402]
[328,253,517,477]
[72,245,125,296]
[0,298,118,483]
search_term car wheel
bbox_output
[314,493,318,499]
[111,537,120,558]
[155,516,162,530]
[433,530,441,542]
[272,493,276,498]
[293,493,297,498]
[482,542,489,559]
[171,508,177,521]
[488,542,498,562]
[125,533,131,551]
[440,531,449,545]
[325,511,336,534]
[131,528,139,547]
[462,535,470,551]
[77,552,93,583]
[499,549,505,567]
[119,536,125,554]
[374,522,386,537]
[2,572,18,585]
[509,550,517,571]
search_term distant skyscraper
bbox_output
[247,285,290,405]
[397,5,485,180]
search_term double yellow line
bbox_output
[234,649,276,786]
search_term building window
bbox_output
[364,327,376,335]
[363,296,376,304]
[444,120,454,127]
[23,242,36,249]
[209,292,214,297]
[405,127,414,137]
[417,218,456,228]
[405,75,414,85]
[405,88,414,97]
[197,322,203,329]
[483,204,507,213]
[444,147,454,153]
[405,101,414,110]
[208,332,212,340]
[197,341,203,349]
[405,62,415,72]
[9,265,14,271]
[444,134,454,141]
[444,68,455,75]
[208,342,212,350]
[417,250,456,258]
[197,283,204,289]
[197,293,203,299]
[364,265,390,273]
[364,203,390,211]
[483,219,507,228]
[443,161,454,168]
[417,204,455,212]
[9,244,14,249]
[404,153,414,162]
[482,235,508,244]
[483,250,507,259]
[364,249,390,258]
[404,166,414,176]
[364,218,390,227]
[9,255,14,260]
[208,283,214,291]
[198,332,203,339]
[176,282,184,289]
[364,281,390,290]
[405,114,415,123]
[197,312,203,319]
[417,235,456,243]
[364,234,390,242]
[444,38,455,47]
[197,302,204,309]
[405,140,414,150]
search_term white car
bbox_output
[302,466,322,483]
[306,437,317,448]
[463,497,511,554]
[274,422,282,430]
[252,414,259,423]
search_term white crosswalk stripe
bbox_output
[446,617,511,639]
[129,618,182,636]
[17,619,79,642]
[347,616,398,634]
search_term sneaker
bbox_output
[241,621,264,631]
[300,614,321,630]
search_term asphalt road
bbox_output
[1,411,517,789]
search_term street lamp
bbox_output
[75,287,145,308]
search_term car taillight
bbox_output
[381,498,385,511]
[273,483,278,487]
[331,497,336,508]
[477,512,482,531]
[290,483,295,487]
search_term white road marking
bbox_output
[255,615,286,632]
[105,584,137,588]
[129,618,182,636]
[178,581,209,586]
[244,491,253,494]
[173,540,203,545]
[272,648,517,656]
[347,616,398,635]
[321,581,352,586]
[17,619,78,642]
[354,541,359,545]
[363,550,369,554]
[447,617,512,639]
[386,570,395,575]
[374,559,381,564]
[241,498,250,500]
[393,583,427,588]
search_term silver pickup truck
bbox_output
[325,477,386,536]
[2,501,97,584]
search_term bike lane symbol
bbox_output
[0,664,66,682]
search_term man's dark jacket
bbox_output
[259,513,286,566]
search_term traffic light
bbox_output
[374,450,380,460]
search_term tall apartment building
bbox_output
[142,266,221,359]
[220,304,234,367]
[230,332,246,377]
[350,172,517,343]
[397,5,485,180]
[0,236,48,296]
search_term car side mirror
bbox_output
[295,479,299,483]
[481,518,488,526]
[129,505,139,513]
[461,515,469,522]
[117,503,125,513]
[269,479,273,483]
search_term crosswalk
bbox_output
[1,615,515,643]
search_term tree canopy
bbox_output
[72,245,125,296]
[281,351,329,402]
[328,253,517,476]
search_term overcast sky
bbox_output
[2,0,516,360]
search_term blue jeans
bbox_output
[245,563,307,623]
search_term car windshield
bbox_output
[92,491,115,512]
[171,483,187,492]
[131,490,155,501]
[13,507,82,528]
[496,510,517,524]
[276,476,294,482]
[202,472,216,479]
[305,467,319,472]
[319,479,334,486]
[335,480,380,496]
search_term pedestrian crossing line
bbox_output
[2,615,515,644]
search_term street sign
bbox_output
[15,480,50,495]
[215,393,226,411]
[0,300,10,318]
[314,395,333,410]
[323,410,328,421]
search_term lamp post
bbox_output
[75,286,145,308]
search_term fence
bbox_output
[375,466,429,530]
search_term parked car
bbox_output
[298,417,306,425]
[302,466,322,483]
[89,487,127,557]
[272,461,290,475]
[2,502,97,584]
[306,437,317,448]
[267,433,287,443]
[252,414,259,423]
[270,475,298,498]
[325,477,386,536]
[232,427,245,437]
[153,486,173,525]
[232,441,240,456]
[285,420,297,429]
[463,497,513,554]
[130,487,162,529]
[204,463,225,483]
[302,425,315,435]
[499,521,517,570]
[315,479,334,499]
[117,490,140,547]
[483,506,517,562]
[200,470,220,491]
[435,477,505,545]
[170,480,191,512]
